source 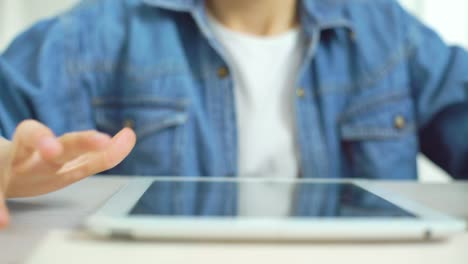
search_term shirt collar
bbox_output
[141,0,198,12]
[300,0,354,32]
[141,0,355,35]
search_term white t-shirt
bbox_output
[208,17,306,216]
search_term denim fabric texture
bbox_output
[1,0,468,183]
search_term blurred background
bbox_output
[0,0,466,182]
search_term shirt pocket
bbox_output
[93,96,189,176]
[338,91,418,180]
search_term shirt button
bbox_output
[394,115,406,130]
[296,88,306,98]
[217,66,229,78]
[123,119,135,129]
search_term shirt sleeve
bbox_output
[398,2,468,179]
[0,18,63,137]
[0,7,95,140]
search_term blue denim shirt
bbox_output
[1,0,468,184]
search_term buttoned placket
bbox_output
[191,8,239,180]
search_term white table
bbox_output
[1,177,468,264]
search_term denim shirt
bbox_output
[1,0,468,184]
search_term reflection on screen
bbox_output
[129,180,416,218]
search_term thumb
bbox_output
[0,193,10,229]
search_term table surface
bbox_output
[1,177,468,264]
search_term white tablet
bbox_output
[85,177,466,241]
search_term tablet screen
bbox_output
[129,180,416,218]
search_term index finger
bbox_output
[58,128,136,183]
[51,130,112,165]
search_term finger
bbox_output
[13,120,62,161]
[59,128,136,182]
[0,138,12,183]
[0,136,10,147]
[0,193,10,229]
[52,131,112,164]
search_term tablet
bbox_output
[85,177,466,241]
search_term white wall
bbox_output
[0,0,466,182]
[0,0,77,50]
[400,0,468,48]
